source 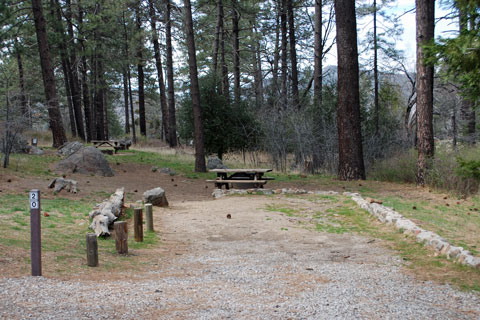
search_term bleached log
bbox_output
[89,188,125,237]
[48,178,78,193]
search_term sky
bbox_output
[324,0,458,70]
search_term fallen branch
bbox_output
[89,188,125,237]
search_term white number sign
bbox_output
[30,191,39,209]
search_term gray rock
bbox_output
[151,166,158,172]
[55,146,114,177]
[143,187,169,207]
[159,167,176,176]
[29,146,44,155]
[57,141,84,157]
[207,156,227,170]
[117,139,132,150]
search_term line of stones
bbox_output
[212,188,480,269]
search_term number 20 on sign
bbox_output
[30,191,39,209]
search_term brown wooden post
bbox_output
[145,203,153,232]
[114,221,128,254]
[86,233,98,267]
[134,208,143,242]
[30,189,41,276]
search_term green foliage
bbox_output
[456,157,480,181]
[178,74,260,159]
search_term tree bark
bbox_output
[94,51,105,140]
[232,0,241,103]
[15,39,28,121]
[280,0,288,109]
[183,0,206,172]
[31,0,67,148]
[335,0,366,180]
[78,2,93,142]
[220,10,229,98]
[253,23,264,109]
[415,0,435,185]
[165,0,177,147]
[373,0,379,135]
[122,11,137,143]
[123,70,130,134]
[272,4,280,96]
[313,0,322,109]
[136,3,147,136]
[212,0,223,76]
[148,0,169,141]
[64,0,85,141]
[287,0,299,108]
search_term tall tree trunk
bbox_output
[15,39,28,121]
[335,0,366,180]
[415,0,435,185]
[313,0,323,108]
[148,0,169,142]
[232,0,241,103]
[64,0,86,141]
[253,23,264,109]
[458,6,476,145]
[136,4,147,136]
[31,0,67,148]
[94,51,105,140]
[123,70,130,134]
[220,14,229,98]
[122,11,136,143]
[212,0,223,76]
[287,0,299,108]
[61,59,77,137]
[280,0,288,109]
[272,4,280,96]
[165,0,177,147]
[78,2,93,142]
[373,0,379,135]
[183,0,206,172]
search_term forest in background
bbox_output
[0,0,479,190]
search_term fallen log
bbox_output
[48,178,78,193]
[89,188,125,236]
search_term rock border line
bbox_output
[212,188,480,269]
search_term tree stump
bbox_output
[134,208,143,242]
[114,221,128,254]
[145,204,154,232]
[86,233,98,267]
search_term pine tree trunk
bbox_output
[416,0,435,185]
[78,3,93,142]
[15,39,28,121]
[122,11,137,143]
[280,0,288,109]
[373,0,379,135]
[31,0,67,148]
[136,4,146,137]
[253,23,264,109]
[335,0,366,180]
[232,0,241,103]
[313,0,323,108]
[212,0,223,76]
[94,52,105,140]
[64,0,85,141]
[149,0,169,141]
[183,0,206,172]
[287,0,299,108]
[165,0,177,147]
[220,14,229,98]
[123,71,130,134]
[61,59,77,137]
[272,5,280,97]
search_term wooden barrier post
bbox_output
[86,233,98,267]
[145,203,154,232]
[29,189,41,276]
[134,208,143,242]
[114,221,128,254]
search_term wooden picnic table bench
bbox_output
[91,140,130,154]
[207,168,274,189]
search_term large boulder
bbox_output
[207,156,227,170]
[57,141,84,157]
[143,187,169,207]
[29,146,44,155]
[55,146,114,177]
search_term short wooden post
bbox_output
[145,203,154,232]
[114,221,128,254]
[134,208,143,242]
[86,233,98,267]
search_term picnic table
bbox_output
[91,140,130,154]
[207,168,274,189]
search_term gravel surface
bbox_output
[1,197,479,319]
